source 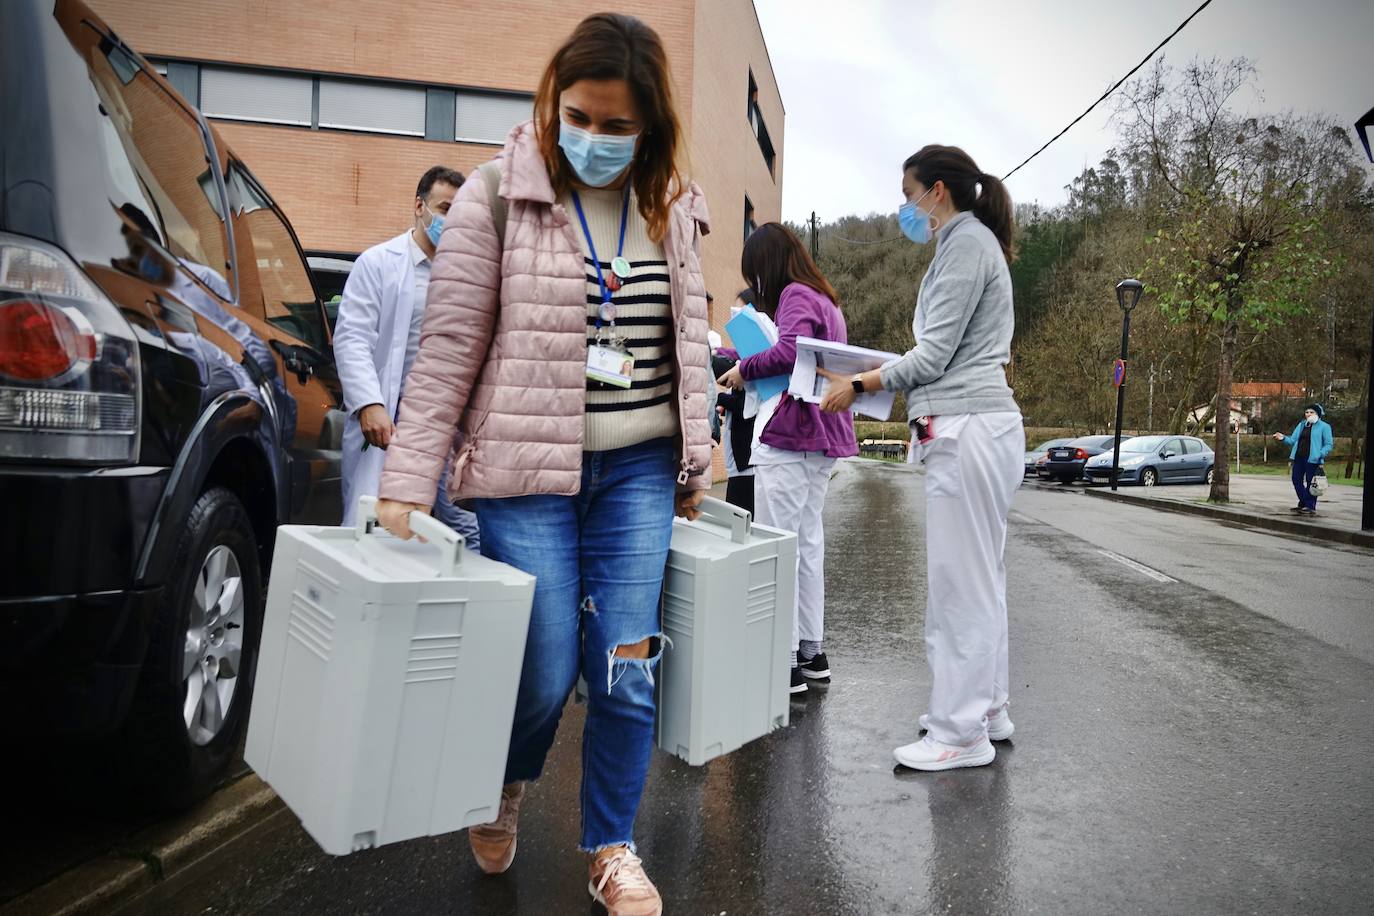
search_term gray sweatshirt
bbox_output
[879,211,1020,421]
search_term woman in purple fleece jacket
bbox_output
[717,223,856,695]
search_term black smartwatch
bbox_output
[850,374,865,394]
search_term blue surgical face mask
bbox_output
[421,202,444,247]
[558,119,639,188]
[898,188,936,244]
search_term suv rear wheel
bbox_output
[112,487,263,810]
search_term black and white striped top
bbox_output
[562,186,679,452]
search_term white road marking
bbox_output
[1095,549,1178,583]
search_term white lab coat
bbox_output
[333,231,419,526]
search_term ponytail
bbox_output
[903,145,1015,263]
[972,172,1014,263]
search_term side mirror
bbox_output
[1160,450,1174,459]
[270,338,323,384]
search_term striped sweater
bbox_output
[562,185,679,452]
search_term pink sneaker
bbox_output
[894,734,995,771]
[468,782,525,874]
[588,846,662,916]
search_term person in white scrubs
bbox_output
[717,224,857,697]
[333,165,479,549]
[821,145,1023,772]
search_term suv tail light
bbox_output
[0,300,99,380]
[0,234,141,464]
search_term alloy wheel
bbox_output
[1141,468,1157,487]
[182,545,245,746]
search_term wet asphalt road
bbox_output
[116,460,1374,915]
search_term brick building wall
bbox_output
[92,0,783,480]
[688,0,784,332]
[92,0,780,320]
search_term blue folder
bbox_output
[725,306,790,402]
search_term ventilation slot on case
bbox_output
[287,592,335,661]
[405,634,461,683]
[661,591,695,637]
[745,583,776,624]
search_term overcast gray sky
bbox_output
[752,0,1374,224]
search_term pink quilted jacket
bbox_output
[379,121,714,505]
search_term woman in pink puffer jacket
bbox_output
[374,13,710,916]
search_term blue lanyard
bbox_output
[570,188,630,328]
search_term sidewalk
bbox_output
[1085,472,1373,548]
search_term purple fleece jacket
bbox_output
[738,283,858,458]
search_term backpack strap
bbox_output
[478,161,507,248]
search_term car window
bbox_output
[82,29,231,294]
[1182,438,1200,454]
[1121,435,1167,452]
[226,163,325,351]
[1163,438,1184,455]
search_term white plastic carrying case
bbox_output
[245,496,535,855]
[656,497,798,765]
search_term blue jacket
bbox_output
[1282,419,1333,464]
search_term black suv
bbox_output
[1,0,344,808]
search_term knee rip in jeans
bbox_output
[606,634,671,694]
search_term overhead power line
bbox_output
[822,230,904,245]
[820,0,1215,246]
[1000,0,1214,182]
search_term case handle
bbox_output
[355,495,464,577]
[693,496,751,544]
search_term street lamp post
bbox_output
[1110,279,1144,492]
[1356,106,1373,532]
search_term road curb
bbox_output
[1084,488,1374,549]
[1,776,282,916]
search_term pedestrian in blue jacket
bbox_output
[1272,403,1333,514]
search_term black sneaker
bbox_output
[799,652,831,681]
[789,667,808,695]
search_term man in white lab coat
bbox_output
[333,165,479,549]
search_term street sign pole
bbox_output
[1363,309,1373,531]
[1110,315,1131,492]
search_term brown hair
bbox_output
[903,145,1015,262]
[740,223,839,318]
[534,13,684,242]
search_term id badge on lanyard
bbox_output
[573,188,636,390]
[587,332,635,388]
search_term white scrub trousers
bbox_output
[919,412,1024,745]
[753,451,836,654]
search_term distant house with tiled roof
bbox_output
[1189,380,1308,432]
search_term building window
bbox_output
[747,70,776,177]
[192,62,531,144]
[201,66,312,126]
[744,196,756,241]
[319,79,425,136]
[455,92,533,144]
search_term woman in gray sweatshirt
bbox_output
[820,145,1023,772]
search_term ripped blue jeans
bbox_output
[472,437,676,851]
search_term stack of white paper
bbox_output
[788,337,900,421]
